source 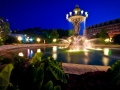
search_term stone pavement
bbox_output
[62,63,110,75]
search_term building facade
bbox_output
[86,18,120,39]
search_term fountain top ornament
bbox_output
[66,5,89,51]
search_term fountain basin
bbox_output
[2,44,120,66]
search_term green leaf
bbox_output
[45,80,53,90]
[54,85,61,90]
[0,64,14,90]
[107,60,120,85]
[31,52,43,64]
[34,63,44,90]
[46,60,67,83]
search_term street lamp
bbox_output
[53,39,57,43]
[18,36,22,43]
[36,38,41,43]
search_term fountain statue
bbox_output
[66,5,88,50]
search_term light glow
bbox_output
[18,52,24,57]
[53,39,57,42]
[18,36,22,41]
[81,10,84,14]
[103,48,109,55]
[37,49,41,52]
[69,12,72,16]
[75,11,77,15]
[53,46,57,52]
[104,38,110,42]
[36,38,41,43]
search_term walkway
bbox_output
[62,63,110,75]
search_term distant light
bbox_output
[18,36,22,41]
[66,14,69,19]
[53,39,57,42]
[81,10,84,15]
[69,12,72,16]
[29,38,33,42]
[36,38,41,43]
[85,12,88,15]
[104,38,110,42]
[75,11,77,15]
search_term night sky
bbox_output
[0,0,120,33]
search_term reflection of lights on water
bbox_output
[69,49,80,52]
[37,49,41,52]
[18,52,24,57]
[67,53,71,63]
[84,58,89,64]
[84,50,89,64]
[30,50,33,58]
[27,49,30,58]
[53,46,57,52]
[102,57,109,66]
[103,48,109,55]
[84,51,88,56]
[52,46,57,60]
[52,53,57,60]
[58,46,67,49]
[96,48,102,50]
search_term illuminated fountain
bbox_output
[66,5,88,50]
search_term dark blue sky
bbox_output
[0,0,120,32]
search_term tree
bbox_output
[99,28,109,39]
[0,17,11,44]
[94,33,100,38]
[4,35,19,44]
[97,28,109,44]
[50,30,59,43]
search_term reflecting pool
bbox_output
[7,46,120,66]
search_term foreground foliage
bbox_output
[0,64,13,90]
[0,52,120,90]
[0,52,67,90]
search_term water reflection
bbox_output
[52,46,57,60]
[30,50,33,58]
[27,49,30,58]
[37,49,41,52]
[18,52,24,57]
[67,53,71,63]
[84,51,89,64]
[8,46,119,66]
[103,48,109,55]
[102,57,109,66]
